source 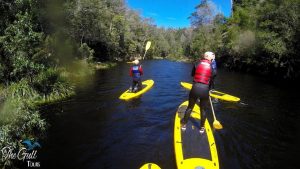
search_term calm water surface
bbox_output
[39,60,299,169]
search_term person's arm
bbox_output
[212,68,217,78]
[211,60,217,78]
[139,65,143,75]
[210,61,216,89]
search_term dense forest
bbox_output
[219,0,299,79]
[175,0,299,80]
[0,0,299,168]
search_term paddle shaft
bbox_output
[209,92,223,129]
[209,96,217,120]
[142,50,148,60]
[143,41,151,60]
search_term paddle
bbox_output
[209,94,223,129]
[126,41,151,63]
[142,41,151,60]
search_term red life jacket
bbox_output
[193,59,212,85]
[130,65,143,80]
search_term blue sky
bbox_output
[126,0,232,28]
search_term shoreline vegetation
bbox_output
[0,59,115,167]
[166,56,192,63]
[94,62,117,70]
[0,0,298,168]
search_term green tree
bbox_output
[0,12,47,83]
[189,0,217,28]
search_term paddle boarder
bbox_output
[210,56,217,90]
[181,51,216,134]
[129,59,143,92]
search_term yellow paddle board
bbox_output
[139,163,161,169]
[119,79,154,100]
[174,101,219,169]
[180,82,240,102]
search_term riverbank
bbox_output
[0,60,116,168]
[0,67,75,167]
[166,56,192,62]
[93,62,117,70]
[152,56,164,60]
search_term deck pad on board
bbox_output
[178,105,212,160]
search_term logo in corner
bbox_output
[1,139,42,167]
[21,139,41,151]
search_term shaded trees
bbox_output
[222,0,300,78]
[188,0,300,79]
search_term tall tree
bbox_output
[189,0,217,28]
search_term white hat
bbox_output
[204,51,215,61]
[133,59,139,65]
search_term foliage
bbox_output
[188,0,300,79]
[0,85,47,167]
[221,0,300,78]
[0,97,46,168]
[0,1,93,168]
[0,12,46,83]
[189,0,218,27]
[0,70,75,168]
[32,68,74,101]
[78,43,94,62]
[255,0,300,78]
[61,0,194,61]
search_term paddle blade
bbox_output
[145,41,151,51]
[213,120,223,129]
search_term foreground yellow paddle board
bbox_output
[174,101,219,169]
[180,82,240,102]
[119,79,154,100]
[139,163,161,169]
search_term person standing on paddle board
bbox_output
[210,56,217,90]
[129,59,143,92]
[181,51,216,134]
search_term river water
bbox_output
[39,60,299,169]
